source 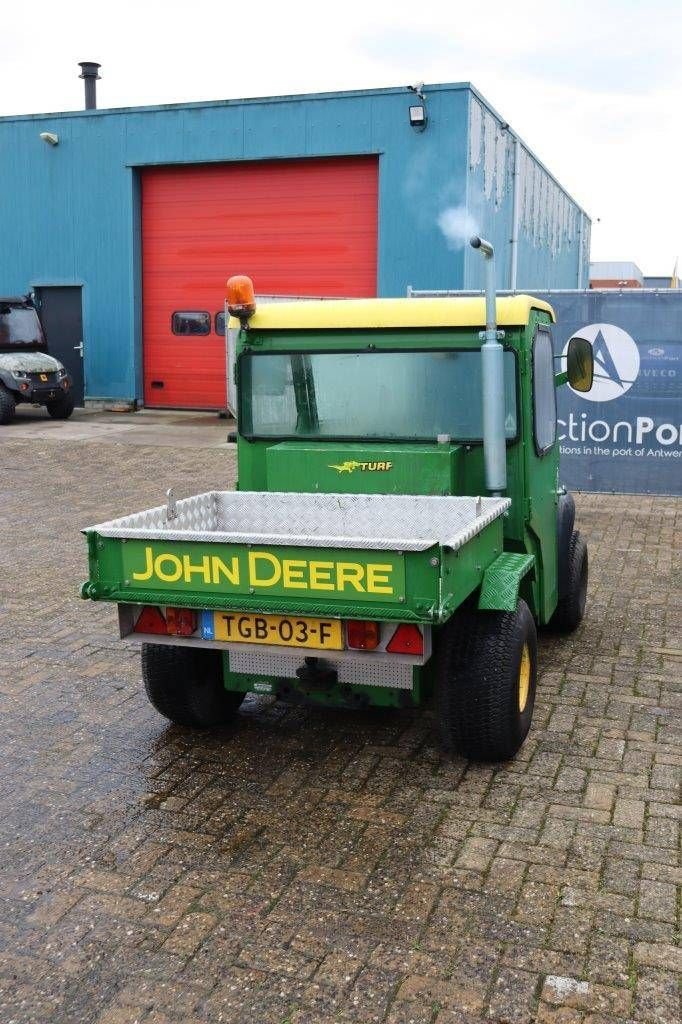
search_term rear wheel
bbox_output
[435,599,537,762]
[46,392,75,419]
[550,531,587,632]
[141,644,244,728]
[0,385,16,425]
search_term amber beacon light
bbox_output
[226,275,257,324]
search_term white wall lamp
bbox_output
[408,82,428,131]
[39,132,59,146]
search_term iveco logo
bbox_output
[563,323,640,402]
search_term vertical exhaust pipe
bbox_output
[78,62,101,110]
[470,235,507,494]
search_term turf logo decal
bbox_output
[328,460,393,474]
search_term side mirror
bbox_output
[566,335,594,392]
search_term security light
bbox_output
[409,104,427,130]
[39,132,59,146]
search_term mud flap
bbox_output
[477,553,535,612]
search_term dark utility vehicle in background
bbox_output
[0,296,74,424]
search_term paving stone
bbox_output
[612,799,646,829]
[632,968,681,1024]
[0,435,679,1023]
[487,966,539,1024]
[637,878,678,922]
[395,974,484,1012]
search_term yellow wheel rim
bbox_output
[518,643,531,713]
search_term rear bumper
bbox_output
[118,603,431,692]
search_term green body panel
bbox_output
[478,552,535,612]
[266,441,463,495]
[519,313,560,623]
[85,532,446,623]
[439,520,505,620]
[85,518,502,625]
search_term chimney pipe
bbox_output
[470,235,507,495]
[78,62,101,110]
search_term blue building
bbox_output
[0,82,590,409]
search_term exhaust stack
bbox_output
[78,62,101,110]
[470,235,507,494]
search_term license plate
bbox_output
[202,611,343,650]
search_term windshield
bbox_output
[0,306,45,350]
[240,349,518,442]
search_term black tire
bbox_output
[0,385,16,425]
[435,599,537,762]
[550,531,588,633]
[141,643,244,728]
[556,491,576,599]
[46,392,75,419]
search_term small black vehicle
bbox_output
[0,296,74,425]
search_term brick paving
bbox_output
[0,435,679,1024]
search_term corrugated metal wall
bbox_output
[463,90,588,292]
[0,84,588,404]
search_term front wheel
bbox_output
[550,531,587,633]
[0,385,16,425]
[435,599,538,762]
[46,392,75,419]
[141,644,244,728]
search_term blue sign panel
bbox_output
[536,291,681,496]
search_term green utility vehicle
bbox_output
[82,238,594,760]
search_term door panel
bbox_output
[36,287,84,405]
[141,156,379,410]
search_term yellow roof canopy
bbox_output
[230,295,555,331]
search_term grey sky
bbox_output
[2,0,680,275]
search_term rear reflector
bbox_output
[346,620,380,650]
[386,624,423,655]
[166,607,197,637]
[133,606,167,635]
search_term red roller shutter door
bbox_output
[141,156,378,409]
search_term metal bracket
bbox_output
[165,488,178,523]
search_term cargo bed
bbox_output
[83,491,510,623]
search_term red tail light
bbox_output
[133,606,167,635]
[386,624,423,655]
[346,620,380,650]
[166,607,197,637]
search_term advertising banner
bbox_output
[537,291,681,495]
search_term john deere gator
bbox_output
[82,237,594,761]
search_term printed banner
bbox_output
[537,291,681,496]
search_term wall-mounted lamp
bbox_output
[407,82,428,131]
[39,132,59,146]
[409,104,427,130]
